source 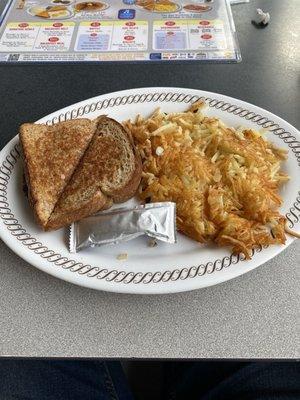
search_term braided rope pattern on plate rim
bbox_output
[0,92,299,285]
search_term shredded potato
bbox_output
[124,101,290,258]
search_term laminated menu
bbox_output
[0,0,241,63]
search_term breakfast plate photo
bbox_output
[73,2,109,13]
[183,4,212,13]
[27,5,74,19]
[0,87,299,294]
[136,1,181,13]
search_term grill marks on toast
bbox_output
[19,119,94,228]
[34,116,141,231]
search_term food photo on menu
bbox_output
[0,0,240,61]
[0,0,299,398]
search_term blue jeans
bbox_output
[0,360,133,400]
[0,360,299,399]
[162,361,300,400]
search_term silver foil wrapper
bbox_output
[69,202,176,253]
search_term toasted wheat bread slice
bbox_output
[92,116,142,202]
[19,119,94,228]
[46,116,142,231]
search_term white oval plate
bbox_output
[0,88,299,294]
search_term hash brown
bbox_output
[125,101,291,258]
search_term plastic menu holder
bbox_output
[0,0,241,63]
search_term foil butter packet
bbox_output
[69,202,176,253]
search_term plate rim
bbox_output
[0,87,299,294]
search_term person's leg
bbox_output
[202,362,300,400]
[0,359,134,400]
[163,361,247,400]
[163,362,300,400]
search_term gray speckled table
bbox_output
[0,0,299,358]
[0,239,299,358]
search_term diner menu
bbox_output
[0,0,241,63]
